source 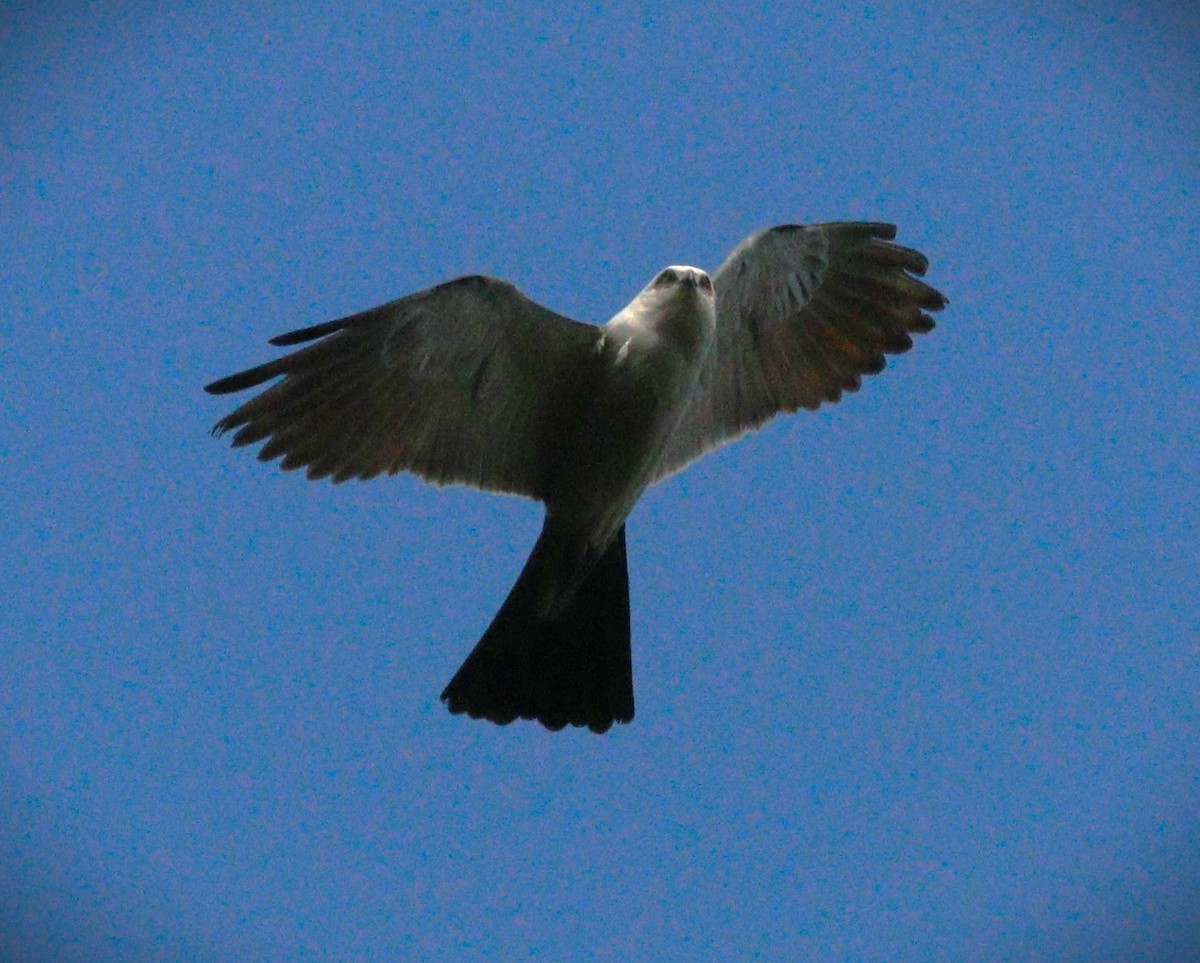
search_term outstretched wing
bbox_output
[205,275,603,501]
[652,221,947,481]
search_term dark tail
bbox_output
[440,524,633,734]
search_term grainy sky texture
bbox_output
[3,2,1198,959]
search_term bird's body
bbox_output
[206,221,947,733]
[543,266,715,586]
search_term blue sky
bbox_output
[3,1,1198,959]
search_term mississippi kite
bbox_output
[205,221,947,733]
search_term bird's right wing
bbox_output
[205,275,604,501]
[651,222,946,481]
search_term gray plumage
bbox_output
[206,220,947,733]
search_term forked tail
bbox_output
[440,525,633,733]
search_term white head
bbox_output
[642,265,714,302]
[608,264,716,362]
[606,264,716,353]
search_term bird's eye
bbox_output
[698,274,713,292]
[656,269,678,287]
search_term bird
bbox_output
[205,221,947,734]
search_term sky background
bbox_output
[3,1,1198,959]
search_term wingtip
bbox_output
[204,371,260,395]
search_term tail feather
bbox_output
[440,525,633,733]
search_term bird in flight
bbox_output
[205,221,946,734]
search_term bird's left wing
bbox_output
[651,221,947,482]
[205,275,603,501]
